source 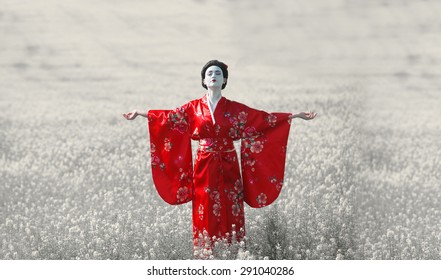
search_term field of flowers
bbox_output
[1,0,440,259]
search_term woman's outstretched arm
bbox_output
[291,111,317,120]
[123,109,148,120]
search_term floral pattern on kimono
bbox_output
[148,95,292,247]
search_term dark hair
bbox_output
[201,60,229,89]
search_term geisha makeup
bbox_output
[204,66,226,89]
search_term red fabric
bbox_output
[148,95,292,247]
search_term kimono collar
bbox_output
[206,91,222,109]
[203,94,225,124]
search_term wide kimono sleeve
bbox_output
[237,107,292,208]
[147,104,193,205]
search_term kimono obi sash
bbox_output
[198,138,235,153]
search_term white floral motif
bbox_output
[198,204,204,220]
[228,180,244,204]
[238,111,248,123]
[213,204,221,217]
[164,138,172,151]
[250,141,264,153]
[176,187,189,202]
[168,108,189,134]
[179,171,190,182]
[150,143,156,153]
[232,204,240,217]
[267,114,277,127]
[210,190,220,202]
[229,127,239,139]
[234,180,243,193]
[270,176,283,191]
[151,155,161,168]
[226,111,248,139]
[256,193,267,207]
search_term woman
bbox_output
[123,60,316,256]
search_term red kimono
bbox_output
[147,95,292,251]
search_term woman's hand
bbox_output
[291,111,317,120]
[123,110,139,120]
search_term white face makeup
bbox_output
[204,65,225,89]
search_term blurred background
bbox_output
[1,0,440,259]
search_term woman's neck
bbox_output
[206,88,222,104]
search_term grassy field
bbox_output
[1,0,440,259]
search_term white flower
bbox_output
[250,141,263,153]
[256,193,267,206]
[176,187,189,202]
